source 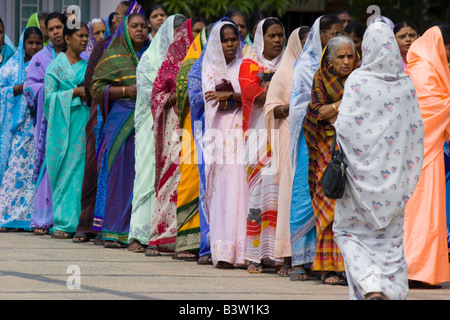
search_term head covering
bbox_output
[289,16,323,171]
[85,18,106,57]
[335,22,424,229]
[90,13,149,114]
[264,27,303,183]
[26,12,49,46]
[151,18,193,194]
[135,14,182,130]
[405,26,450,167]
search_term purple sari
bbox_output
[23,45,57,230]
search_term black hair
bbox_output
[121,1,133,12]
[393,21,418,35]
[438,23,450,45]
[298,26,310,42]
[249,11,268,32]
[128,12,148,23]
[192,17,206,28]
[320,14,342,33]
[145,3,167,20]
[344,21,365,39]
[262,17,283,35]
[38,12,49,23]
[0,18,3,29]
[45,12,68,28]
[62,21,88,52]
[108,12,115,30]
[220,23,239,41]
[24,26,44,42]
[224,10,247,23]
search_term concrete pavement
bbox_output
[1,231,449,301]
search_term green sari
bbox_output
[43,53,89,234]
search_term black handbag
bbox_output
[320,134,347,199]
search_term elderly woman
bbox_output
[304,35,358,284]
[334,22,424,300]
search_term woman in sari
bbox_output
[304,35,357,284]
[394,21,419,70]
[26,13,49,46]
[288,14,343,279]
[147,18,198,255]
[403,23,450,288]
[264,27,305,277]
[145,3,168,42]
[24,12,68,235]
[90,12,150,248]
[202,21,246,268]
[0,27,43,232]
[174,23,210,260]
[81,18,106,60]
[334,22,424,299]
[239,18,285,273]
[128,14,183,253]
[0,18,16,69]
[44,22,89,239]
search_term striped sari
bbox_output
[90,12,149,243]
[303,56,347,272]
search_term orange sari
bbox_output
[404,26,450,285]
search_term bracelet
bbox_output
[332,103,338,114]
[122,86,126,97]
[229,91,233,99]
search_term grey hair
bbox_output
[90,18,105,27]
[326,35,355,61]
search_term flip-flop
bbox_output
[321,272,347,286]
[72,233,90,243]
[126,240,146,253]
[103,241,127,248]
[289,269,309,281]
[197,254,213,265]
[145,246,161,256]
[51,231,70,239]
[247,262,264,274]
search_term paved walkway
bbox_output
[1,231,449,301]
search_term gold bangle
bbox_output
[122,86,126,97]
[281,105,288,117]
[332,103,338,114]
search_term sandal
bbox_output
[103,241,128,248]
[72,233,91,243]
[321,272,347,286]
[51,231,70,239]
[33,228,49,236]
[172,251,198,261]
[93,234,104,245]
[289,267,309,281]
[247,262,264,274]
[126,240,147,253]
[145,245,161,257]
[197,254,213,265]
[0,227,7,232]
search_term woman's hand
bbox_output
[125,84,137,100]
[13,83,24,96]
[319,99,342,123]
[205,91,232,108]
[73,87,86,100]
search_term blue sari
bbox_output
[0,35,16,68]
[0,28,38,230]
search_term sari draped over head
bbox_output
[403,26,450,285]
[239,18,284,263]
[175,27,208,253]
[82,18,107,60]
[44,53,89,234]
[148,18,193,249]
[264,27,303,260]
[303,43,352,272]
[0,27,39,230]
[333,22,424,299]
[24,43,57,230]
[0,34,16,68]
[129,14,179,246]
[202,20,247,266]
[288,17,323,267]
[26,13,49,47]
[90,14,149,243]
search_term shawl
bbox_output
[0,27,38,184]
[264,27,303,183]
[135,14,180,130]
[405,26,450,167]
[90,14,149,116]
[151,18,193,194]
[289,16,323,171]
[335,22,424,229]
[241,18,285,133]
[83,18,107,58]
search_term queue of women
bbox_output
[0,0,449,300]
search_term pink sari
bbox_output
[149,19,193,248]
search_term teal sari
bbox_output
[43,53,90,234]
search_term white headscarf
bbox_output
[250,18,285,73]
[335,22,424,229]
